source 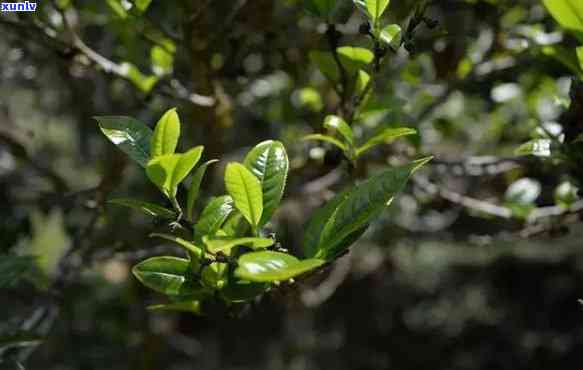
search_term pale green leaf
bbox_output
[356,127,417,157]
[203,236,274,254]
[146,147,203,198]
[151,108,180,157]
[323,115,354,145]
[380,24,401,46]
[224,163,264,228]
[543,0,583,32]
[303,134,348,152]
[243,140,289,226]
[148,300,201,314]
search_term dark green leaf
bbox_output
[221,280,269,302]
[0,255,36,288]
[132,256,200,295]
[194,196,234,238]
[304,158,431,259]
[108,198,177,219]
[95,116,152,167]
[243,140,289,226]
[187,160,219,221]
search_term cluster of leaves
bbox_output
[96,108,428,314]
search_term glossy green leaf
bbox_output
[148,301,201,314]
[149,233,203,258]
[543,0,583,32]
[323,115,354,145]
[234,251,325,282]
[194,196,234,238]
[146,147,203,198]
[303,134,348,151]
[151,108,180,157]
[203,236,274,254]
[224,163,263,228]
[187,159,218,221]
[356,127,417,156]
[95,116,152,167]
[354,0,391,25]
[380,24,401,46]
[304,158,431,259]
[243,140,289,226]
[108,198,176,219]
[132,256,198,295]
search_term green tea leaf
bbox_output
[224,163,263,228]
[221,212,250,237]
[203,236,274,254]
[543,0,583,32]
[303,134,348,151]
[151,108,180,157]
[146,147,203,198]
[304,158,431,259]
[354,0,391,25]
[310,47,374,82]
[323,115,354,145]
[194,196,234,238]
[108,198,177,219]
[234,251,325,282]
[356,127,417,156]
[132,256,200,295]
[243,141,289,226]
[95,116,152,167]
[149,233,203,258]
[187,160,218,221]
[148,300,201,314]
[380,24,401,46]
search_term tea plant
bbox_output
[96,107,429,314]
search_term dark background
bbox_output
[2,0,583,369]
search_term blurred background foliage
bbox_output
[2,0,583,369]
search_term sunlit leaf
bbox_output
[243,141,289,226]
[95,116,152,167]
[203,236,274,254]
[323,115,354,145]
[151,108,180,158]
[194,196,234,238]
[303,134,348,151]
[543,0,583,32]
[146,147,203,198]
[224,163,263,228]
[380,24,401,46]
[234,251,325,282]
